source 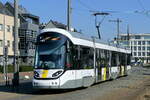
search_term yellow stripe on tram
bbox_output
[42,70,49,78]
[103,67,107,81]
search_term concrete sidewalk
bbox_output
[0,72,33,84]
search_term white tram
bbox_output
[32,28,131,89]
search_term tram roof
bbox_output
[40,28,131,54]
[70,31,115,46]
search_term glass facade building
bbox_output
[119,33,150,63]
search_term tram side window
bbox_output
[96,49,101,67]
[80,47,94,69]
[96,49,109,67]
[120,53,126,66]
[111,52,117,66]
[70,45,94,69]
[100,50,105,67]
[104,50,110,67]
[70,45,79,69]
[100,50,109,67]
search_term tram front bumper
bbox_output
[33,79,60,89]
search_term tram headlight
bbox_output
[34,71,40,78]
[52,71,63,77]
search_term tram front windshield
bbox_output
[35,32,67,69]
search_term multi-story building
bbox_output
[0,2,19,65]
[5,2,39,65]
[119,33,150,64]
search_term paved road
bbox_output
[0,67,150,100]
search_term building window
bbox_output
[142,41,145,45]
[138,41,141,45]
[131,46,133,51]
[144,36,150,39]
[7,40,10,47]
[138,46,141,51]
[12,41,14,51]
[148,41,150,45]
[0,40,3,47]
[134,41,137,45]
[134,46,137,51]
[147,47,150,51]
[134,52,137,56]
[130,41,132,46]
[135,36,141,39]
[0,24,3,31]
[7,25,11,32]
[142,47,145,51]
[142,52,145,56]
[147,52,150,56]
[138,52,141,56]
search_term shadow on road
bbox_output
[0,81,85,95]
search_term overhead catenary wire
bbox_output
[77,0,96,12]
[137,0,146,11]
[75,0,150,18]
[136,0,150,19]
[74,0,150,35]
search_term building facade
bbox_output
[0,2,20,65]
[5,2,39,65]
[119,33,150,63]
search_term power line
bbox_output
[136,0,150,18]
[137,0,146,11]
[77,0,96,12]
[73,8,91,14]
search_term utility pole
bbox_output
[66,0,72,68]
[3,10,6,85]
[127,24,131,51]
[109,18,122,44]
[67,0,71,31]
[13,0,19,86]
[3,7,9,86]
[127,24,130,41]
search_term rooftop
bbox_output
[5,2,28,14]
[0,1,13,16]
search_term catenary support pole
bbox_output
[67,0,71,31]
[12,0,19,86]
[109,18,122,44]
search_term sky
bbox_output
[1,0,150,40]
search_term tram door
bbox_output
[124,54,128,75]
[101,50,110,81]
[96,49,102,82]
[97,66,101,81]
[119,53,126,76]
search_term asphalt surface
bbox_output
[0,66,149,100]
